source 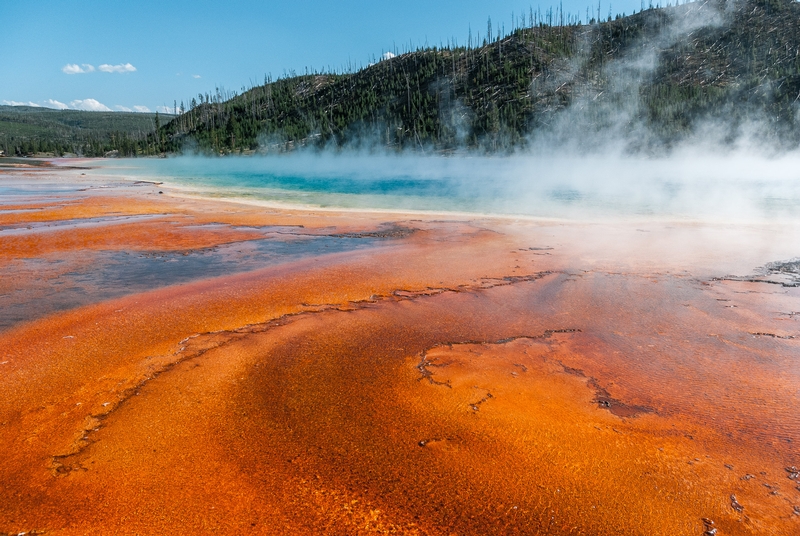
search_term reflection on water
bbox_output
[0,231,378,332]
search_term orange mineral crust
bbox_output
[1,170,799,534]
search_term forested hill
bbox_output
[0,106,171,157]
[7,0,797,157]
[154,0,800,155]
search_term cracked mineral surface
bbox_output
[1,163,799,534]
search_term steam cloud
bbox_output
[132,149,800,225]
[111,1,800,226]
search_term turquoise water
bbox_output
[96,153,800,221]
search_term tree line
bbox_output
[154,0,800,155]
[4,0,799,158]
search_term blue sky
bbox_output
[2,0,646,114]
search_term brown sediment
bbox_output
[0,158,56,169]
[1,167,800,534]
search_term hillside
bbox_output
[3,0,798,158]
[0,106,172,157]
[158,0,800,155]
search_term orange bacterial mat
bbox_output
[1,169,799,535]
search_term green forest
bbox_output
[0,106,172,157]
[4,0,800,157]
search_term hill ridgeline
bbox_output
[4,0,800,157]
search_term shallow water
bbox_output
[96,153,800,221]
[0,230,380,332]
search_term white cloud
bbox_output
[62,63,95,74]
[381,52,396,60]
[192,74,201,79]
[2,100,41,107]
[155,105,174,114]
[70,98,112,112]
[44,99,69,109]
[98,63,136,73]
[3,98,147,112]
[62,63,135,74]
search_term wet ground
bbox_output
[0,227,383,331]
[0,174,406,331]
[1,163,799,535]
